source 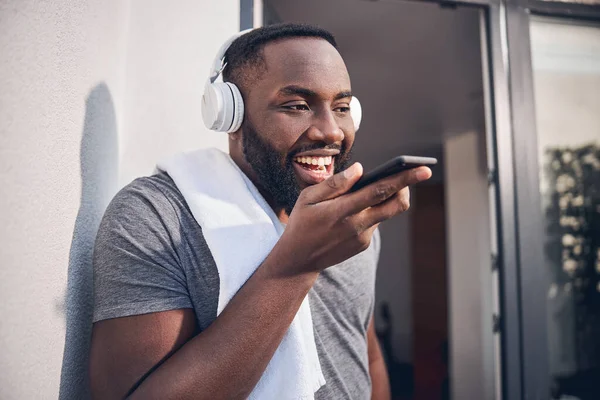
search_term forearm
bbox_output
[370,354,391,400]
[367,317,391,400]
[130,244,319,400]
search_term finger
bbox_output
[364,188,411,225]
[340,166,429,215]
[303,162,363,204]
[355,224,380,253]
[361,224,380,245]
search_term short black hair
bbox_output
[222,23,338,93]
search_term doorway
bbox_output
[263,1,499,399]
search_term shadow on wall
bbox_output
[59,83,119,399]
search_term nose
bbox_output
[306,108,345,144]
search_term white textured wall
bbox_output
[0,1,237,398]
[118,0,234,185]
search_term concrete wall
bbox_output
[444,130,496,400]
[0,1,237,398]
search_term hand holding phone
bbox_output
[349,155,437,193]
[281,157,434,272]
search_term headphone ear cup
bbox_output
[216,82,236,132]
[201,83,222,131]
[226,82,244,133]
[201,82,244,133]
[350,96,362,132]
[202,82,237,132]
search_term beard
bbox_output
[241,119,353,215]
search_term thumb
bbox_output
[303,162,363,203]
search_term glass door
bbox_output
[504,2,600,398]
[530,17,600,400]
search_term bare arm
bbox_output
[90,245,319,400]
[89,163,431,400]
[130,253,318,400]
[89,309,197,399]
[367,316,391,400]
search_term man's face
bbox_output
[241,38,356,214]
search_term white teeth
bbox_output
[295,155,335,166]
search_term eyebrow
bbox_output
[278,85,352,101]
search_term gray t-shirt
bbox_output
[93,172,380,399]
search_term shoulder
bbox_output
[94,172,196,266]
[99,172,187,234]
[92,172,199,323]
[108,172,182,215]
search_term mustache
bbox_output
[288,143,344,159]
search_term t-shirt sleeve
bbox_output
[372,227,382,266]
[92,178,193,323]
[369,227,382,320]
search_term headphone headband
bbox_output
[209,28,253,82]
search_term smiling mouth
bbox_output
[292,155,335,185]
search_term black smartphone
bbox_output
[349,155,438,192]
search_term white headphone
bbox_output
[201,29,362,133]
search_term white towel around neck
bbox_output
[157,147,325,399]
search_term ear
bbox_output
[228,129,242,141]
[227,130,244,162]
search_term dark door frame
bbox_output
[240,0,254,29]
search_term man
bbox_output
[89,23,431,399]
